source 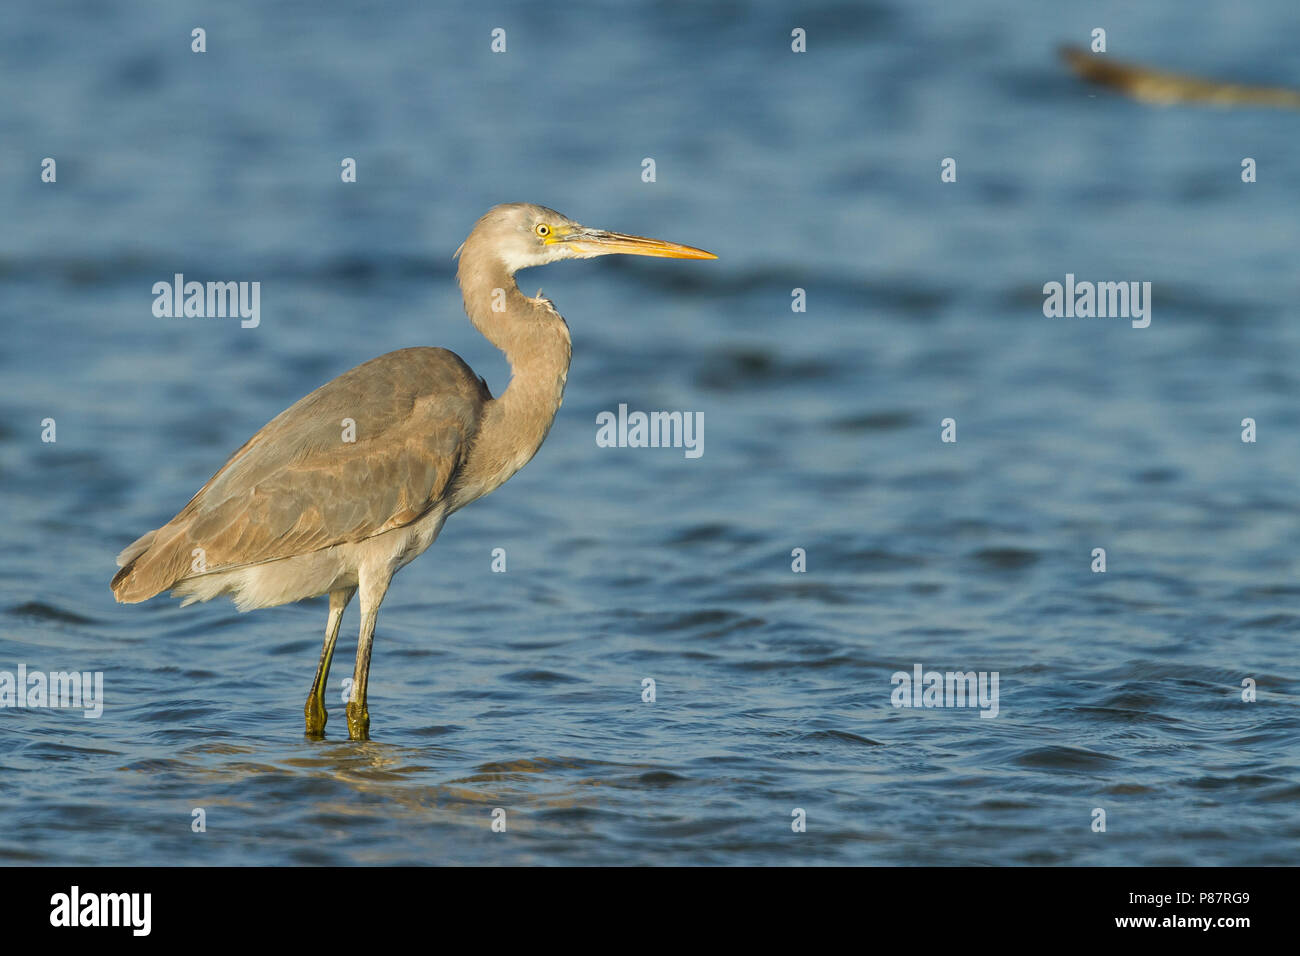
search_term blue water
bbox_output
[2,0,1298,865]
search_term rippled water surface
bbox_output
[2,0,1299,865]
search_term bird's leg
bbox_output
[346,572,391,741]
[304,586,356,737]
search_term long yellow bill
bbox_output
[555,229,717,259]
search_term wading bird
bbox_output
[111,203,715,739]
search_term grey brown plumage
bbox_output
[110,202,715,739]
[112,347,490,604]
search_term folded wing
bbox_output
[112,347,490,603]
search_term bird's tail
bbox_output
[110,526,191,603]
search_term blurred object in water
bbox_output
[1059,44,1300,109]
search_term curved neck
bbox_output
[457,254,572,487]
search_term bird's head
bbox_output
[456,202,716,275]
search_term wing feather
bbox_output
[112,347,490,601]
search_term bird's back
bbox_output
[111,347,491,605]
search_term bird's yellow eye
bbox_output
[535,223,551,238]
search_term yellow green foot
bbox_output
[304,696,327,738]
[346,701,370,741]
